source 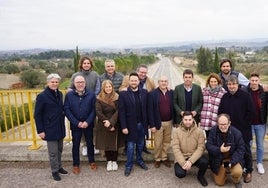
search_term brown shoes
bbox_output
[163,160,171,168]
[73,166,80,175]
[154,161,161,168]
[89,162,97,170]
[243,172,252,183]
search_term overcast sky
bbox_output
[1,0,268,50]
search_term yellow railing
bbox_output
[0,89,154,150]
[0,90,72,150]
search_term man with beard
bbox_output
[119,72,149,177]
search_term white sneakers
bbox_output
[94,148,100,154]
[257,163,265,174]
[112,161,118,171]
[82,146,87,156]
[107,161,113,171]
[106,161,118,171]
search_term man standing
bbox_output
[172,111,208,187]
[34,73,68,181]
[119,72,149,177]
[218,75,255,183]
[120,64,155,154]
[148,76,173,168]
[99,59,124,93]
[64,75,97,174]
[218,58,249,89]
[173,69,203,125]
[243,73,268,174]
[206,114,245,188]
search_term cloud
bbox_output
[1,0,268,50]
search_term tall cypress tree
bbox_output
[213,47,220,73]
[73,46,80,72]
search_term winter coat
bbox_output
[171,120,205,166]
[218,88,255,143]
[148,88,174,129]
[173,83,203,124]
[119,87,148,142]
[206,126,245,175]
[95,99,124,151]
[34,87,65,141]
[64,89,96,130]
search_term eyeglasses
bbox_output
[218,123,229,126]
[75,81,85,84]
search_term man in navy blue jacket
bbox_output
[34,73,68,181]
[119,72,149,177]
[148,76,173,168]
[218,75,255,183]
[64,75,97,175]
[206,113,245,188]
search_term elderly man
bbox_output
[172,111,208,187]
[206,113,245,188]
[148,76,173,168]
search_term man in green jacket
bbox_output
[173,69,203,125]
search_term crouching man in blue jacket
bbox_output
[206,113,245,188]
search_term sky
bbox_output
[1,0,268,50]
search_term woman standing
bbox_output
[200,73,227,138]
[95,80,122,171]
[34,73,68,181]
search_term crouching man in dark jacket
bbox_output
[206,113,245,188]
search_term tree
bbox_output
[213,47,220,73]
[4,64,20,74]
[73,46,80,72]
[20,70,46,88]
[196,46,213,74]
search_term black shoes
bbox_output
[139,163,148,170]
[58,168,68,174]
[197,176,208,186]
[143,149,151,154]
[124,168,131,177]
[52,172,61,181]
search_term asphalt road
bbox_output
[148,57,184,89]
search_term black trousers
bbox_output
[174,155,208,178]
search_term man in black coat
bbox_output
[119,72,149,177]
[218,75,255,183]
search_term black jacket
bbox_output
[206,126,245,175]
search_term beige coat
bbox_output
[171,121,205,167]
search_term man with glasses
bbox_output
[218,75,255,183]
[206,113,245,188]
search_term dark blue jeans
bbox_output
[72,127,95,166]
[125,123,145,169]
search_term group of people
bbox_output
[34,57,268,188]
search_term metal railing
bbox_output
[0,89,155,150]
[0,90,72,150]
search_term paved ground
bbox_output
[0,160,267,188]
